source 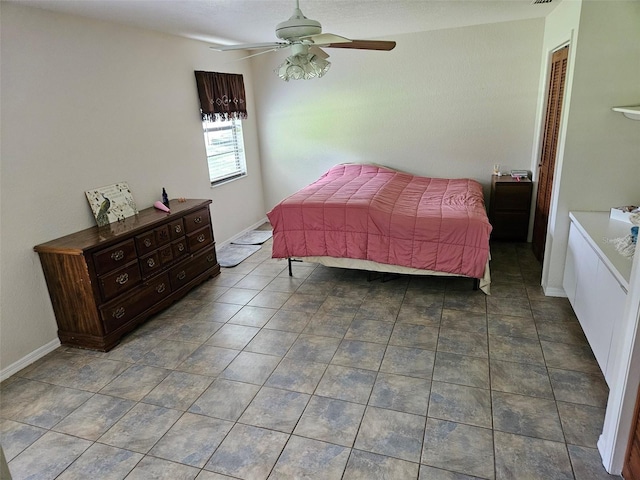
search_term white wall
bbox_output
[252,19,545,209]
[531,0,582,292]
[0,4,266,371]
[542,0,640,294]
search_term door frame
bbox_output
[529,39,573,296]
[531,44,569,262]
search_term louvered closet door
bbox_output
[532,45,569,262]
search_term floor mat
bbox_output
[231,229,273,245]
[217,244,261,267]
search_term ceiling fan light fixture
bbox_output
[276,53,330,81]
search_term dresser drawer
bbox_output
[169,247,217,291]
[184,208,210,233]
[490,212,529,241]
[172,238,188,260]
[135,230,157,256]
[101,273,171,333]
[140,251,162,277]
[492,184,532,211]
[168,219,185,240]
[135,224,173,256]
[99,261,142,301]
[93,239,137,275]
[187,225,213,254]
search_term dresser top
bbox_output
[34,199,211,255]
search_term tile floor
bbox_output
[0,239,623,479]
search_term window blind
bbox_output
[203,119,246,184]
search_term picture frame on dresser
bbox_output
[85,182,138,226]
[34,198,220,351]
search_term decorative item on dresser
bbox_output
[488,175,533,241]
[34,199,220,351]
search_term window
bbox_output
[203,117,247,185]
[194,70,248,186]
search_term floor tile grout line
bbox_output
[3,242,615,479]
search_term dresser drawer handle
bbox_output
[147,258,156,268]
[115,273,129,285]
[193,216,202,224]
[110,250,124,261]
[156,283,166,294]
[112,307,125,319]
[177,271,186,281]
[206,254,215,263]
[177,243,185,252]
[144,238,152,248]
[197,234,206,243]
[174,225,182,233]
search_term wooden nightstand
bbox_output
[489,176,533,241]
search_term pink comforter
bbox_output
[267,164,492,279]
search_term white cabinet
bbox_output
[563,225,580,305]
[598,262,628,381]
[563,213,631,385]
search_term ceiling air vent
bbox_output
[531,0,553,3]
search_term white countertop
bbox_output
[569,211,634,290]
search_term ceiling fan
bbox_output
[210,0,396,81]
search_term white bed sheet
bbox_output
[289,256,491,295]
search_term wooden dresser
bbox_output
[34,199,220,351]
[488,176,533,241]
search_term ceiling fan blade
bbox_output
[324,40,396,51]
[210,42,287,51]
[301,33,352,45]
[232,48,283,62]
[309,46,330,60]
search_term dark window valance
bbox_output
[194,71,248,122]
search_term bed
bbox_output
[266,164,492,294]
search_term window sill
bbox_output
[210,173,247,188]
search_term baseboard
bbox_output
[543,286,567,298]
[1,338,60,382]
[217,217,269,248]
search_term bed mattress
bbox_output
[267,164,492,280]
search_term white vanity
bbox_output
[563,211,633,385]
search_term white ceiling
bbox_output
[7,0,561,46]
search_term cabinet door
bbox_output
[572,230,599,330]
[563,223,580,305]
[582,260,620,378]
[598,263,627,384]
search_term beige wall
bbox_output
[541,0,640,294]
[0,4,267,372]
[532,0,582,293]
[252,19,545,210]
